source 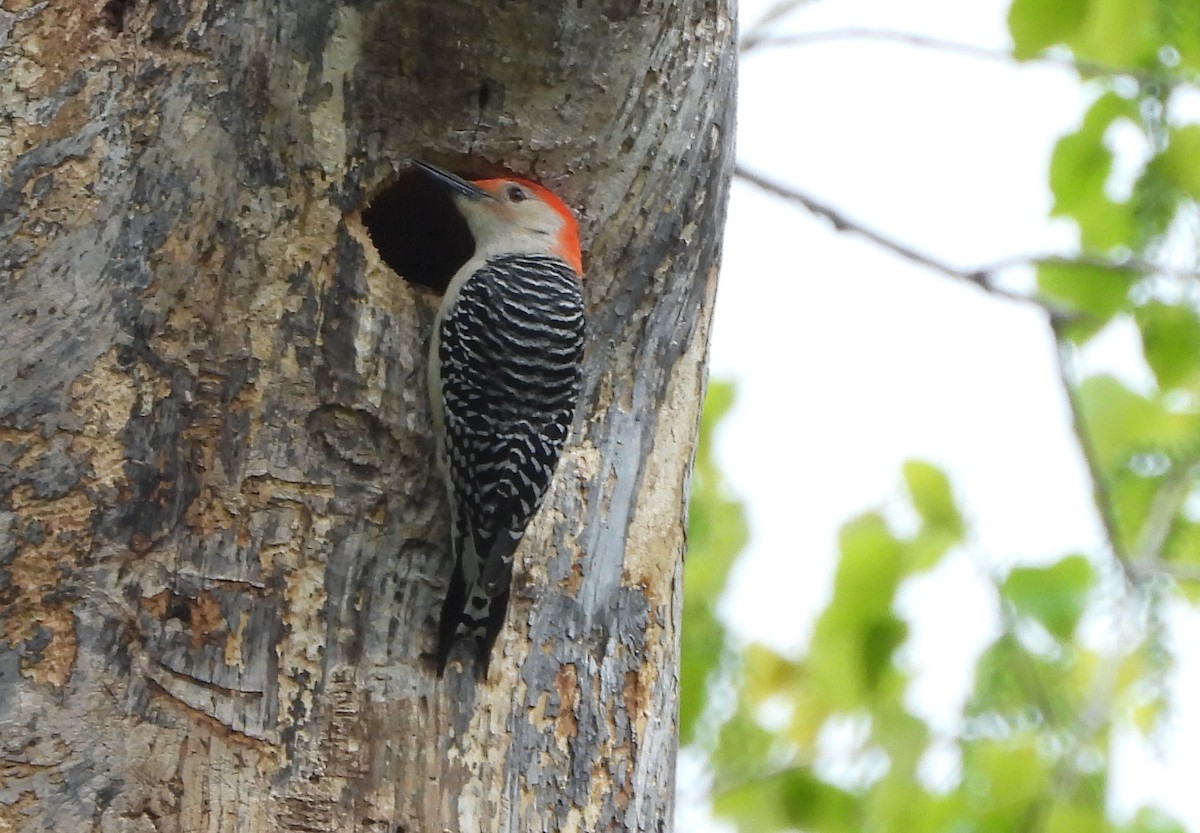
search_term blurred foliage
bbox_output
[681,379,748,746]
[683,0,1200,829]
[687,435,1177,831]
[1018,0,1200,579]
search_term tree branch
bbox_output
[735,165,1200,589]
[744,27,1020,61]
[736,167,1200,310]
[1131,558,1200,584]
[738,165,1200,593]
[740,26,1198,88]
[1131,460,1199,566]
[739,0,812,52]
[1048,316,1137,586]
[734,165,1048,308]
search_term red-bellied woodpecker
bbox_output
[414,161,586,679]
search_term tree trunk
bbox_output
[0,1,734,830]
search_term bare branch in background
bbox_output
[740,26,1199,88]
[735,5,1200,598]
[744,26,1027,59]
[736,166,1200,313]
[1049,315,1138,586]
[739,0,816,51]
[734,165,1049,308]
[1132,559,1200,584]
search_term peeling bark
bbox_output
[0,1,735,830]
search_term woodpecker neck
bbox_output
[551,219,582,276]
[468,229,581,277]
[464,214,542,258]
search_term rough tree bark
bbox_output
[0,1,735,831]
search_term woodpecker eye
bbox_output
[506,184,527,203]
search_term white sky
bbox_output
[700,0,1200,828]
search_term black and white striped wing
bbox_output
[435,253,585,674]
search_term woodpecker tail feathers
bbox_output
[435,563,510,679]
[435,527,522,679]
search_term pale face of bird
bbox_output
[452,178,583,277]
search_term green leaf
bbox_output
[1002,555,1094,641]
[1045,802,1110,833]
[831,514,906,616]
[1123,807,1189,833]
[1072,0,1159,67]
[1049,93,1137,250]
[678,604,727,745]
[1164,517,1200,575]
[807,514,908,706]
[1131,157,1184,249]
[902,460,965,570]
[1078,375,1164,468]
[712,708,779,789]
[735,644,829,748]
[1077,376,1200,553]
[1158,125,1200,201]
[962,735,1052,828]
[740,642,802,703]
[970,633,1070,718]
[1164,1,1200,71]
[903,460,963,538]
[714,767,859,833]
[864,772,958,833]
[681,379,749,746]
[1135,302,1200,392]
[699,378,736,439]
[1008,0,1090,59]
[1037,261,1137,326]
[1112,468,1165,557]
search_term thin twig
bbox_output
[1049,316,1138,585]
[747,28,1017,59]
[739,0,814,52]
[1051,327,1200,588]
[1032,253,1200,285]
[1131,461,1199,566]
[741,27,1198,88]
[709,761,813,805]
[1131,558,1200,584]
[738,163,1200,588]
[736,167,1200,304]
[734,165,1045,308]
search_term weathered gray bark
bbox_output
[0,1,734,830]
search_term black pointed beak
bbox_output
[413,161,493,201]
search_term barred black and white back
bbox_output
[433,253,585,676]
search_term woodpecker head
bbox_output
[414,161,583,277]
